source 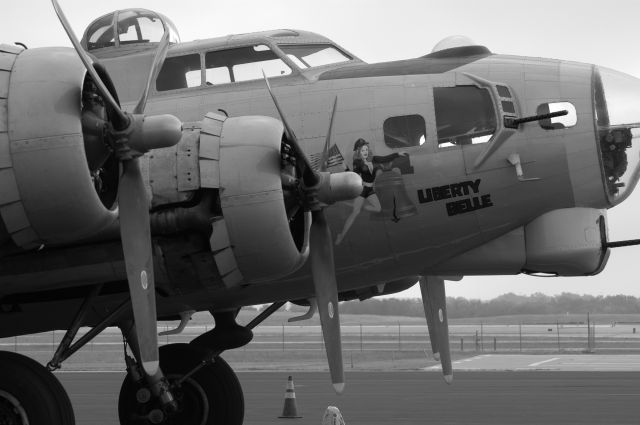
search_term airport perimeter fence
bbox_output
[2,319,639,357]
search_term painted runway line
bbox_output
[528,357,559,367]
[424,354,491,370]
[423,354,640,371]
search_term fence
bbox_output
[1,320,639,355]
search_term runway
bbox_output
[57,355,640,425]
[424,353,640,372]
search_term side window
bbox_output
[279,44,352,68]
[205,45,291,85]
[206,66,231,85]
[156,54,201,91]
[383,115,426,148]
[434,86,497,147]
[537,102,577,129]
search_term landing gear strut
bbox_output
[118,302,286,425]
[118,343,243,425]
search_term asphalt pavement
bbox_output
[58,367,640,425]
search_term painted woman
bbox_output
[335,138,406,245]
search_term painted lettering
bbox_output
[417,179,494,216]
[446,194,494,216]
[417,179,483,204]
[469,179,481,194]
[450,183,463,197]
[417,189,433,203]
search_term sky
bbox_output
[2,0,640,300]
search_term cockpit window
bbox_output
[279,44,352,69]
[86,10,180,51]
[117,10,165,45]
[205,45,291,84]
[87,15,115,50]
[434,86,497,147]
[156,54,201,91]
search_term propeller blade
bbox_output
[310,210,345,394]
[320,96,338,172]
[118,158,159,376]
[262,71,318,186]
[51,0,128,127]
[262,70,299,143]
[419,276,452,384]
[422,284,440,361]
[133,18,171,115]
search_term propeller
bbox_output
[263,74,362,393]
[52,0,182,376]
[419,276,453,384]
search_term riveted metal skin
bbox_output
[204,115,309,285]
[3,47,117,248]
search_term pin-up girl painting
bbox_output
[335,138,406,245]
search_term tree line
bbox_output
[336,293,640,318]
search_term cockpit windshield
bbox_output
[117,10,164,45]
[594,66,640,205]
[279,44,352,69]
[85,9,180,51]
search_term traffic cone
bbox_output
[322,406,346,425]
[278,375,302,418]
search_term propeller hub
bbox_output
[111,114,183,160]
[138,114,183,151]
[315,171,363,206]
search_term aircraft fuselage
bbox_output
[1,28,636,335]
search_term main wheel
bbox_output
[0,350,75,425]
[118,343,244,425]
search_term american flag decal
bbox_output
[310,144,345,170]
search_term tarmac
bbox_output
[56,354,640,425]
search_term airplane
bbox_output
[1,1,640,424]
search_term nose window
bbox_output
[593,67,640,204]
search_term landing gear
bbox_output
[191,310,253,352]
[0,351,75,425]
[118,343,244,425]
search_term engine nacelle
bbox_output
[0,46,117,250]
[429,208,609,277]
[203,114,309,286]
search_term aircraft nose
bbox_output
[594,66,640,205]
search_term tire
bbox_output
[0,350,75,425]
[118,343,244,425]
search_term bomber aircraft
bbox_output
[1,1,640,424]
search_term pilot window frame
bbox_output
[154,42,300,93]
[277,43,353,69]
[155,52,203,92]
[204,44,293,86]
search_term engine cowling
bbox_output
[0,46,118,250]
[202,113,310,286]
